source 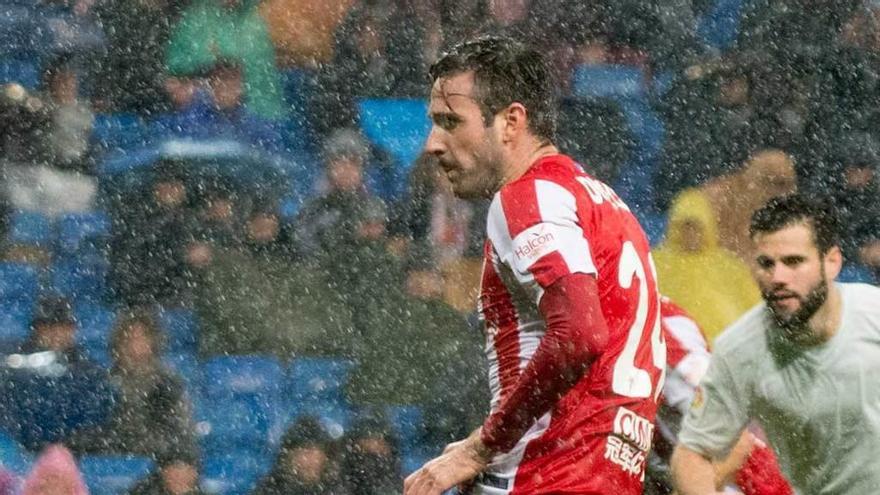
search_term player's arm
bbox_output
[671,444,727,495]
[480,272,608,452]
[673,348,752,495]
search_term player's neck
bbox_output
[806,284,843,344]
[499,140,559,187]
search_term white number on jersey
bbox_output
[612,241,666,399]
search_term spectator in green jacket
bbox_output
[165,0,285,119]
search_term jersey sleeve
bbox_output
[488,178,597,297]
[677,351,751,459]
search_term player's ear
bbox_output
[500,102,528,142]
[824,245,843,280]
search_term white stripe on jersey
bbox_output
[533,179,597,277]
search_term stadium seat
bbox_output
[194,394,279,451]
[0,428,32,475]
[0,262,39,303]
[91,113,149,156]
[357,98,431,171]
[697,0,745,51]
[201,451,267,495]
[73,302,116,365]
[385,404,425,452]
[0,300,32,344]
[401,445,432,477]
[57,212,110,254]
[838,263,878,284]
[201,355,284,399]
[49,255,109,303]
[286,357,354,405]
[571,64,646,100]
[79,454,154,495]
[7,210,52,247]
[0,57,38,89]
[634,210,668,247]
[157,306,199,356]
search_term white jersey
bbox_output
[679,283,880,495]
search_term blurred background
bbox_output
[0,0,876,493]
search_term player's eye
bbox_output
[782,256,805,267]
[433,114,460,131]
[756,257,774,270]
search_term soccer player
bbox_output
[653,297,792,495]
[403,36,666,495]
[671,194,880,495]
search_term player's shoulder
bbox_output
[840,282,880,330]
[713,303,770,359]
[500,153,583,199]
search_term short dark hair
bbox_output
[429,35,557,141]
[749,194,839,254]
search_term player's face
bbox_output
[425,71,505,199]
[752,223,841,332]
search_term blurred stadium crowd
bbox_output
[0,0,877,493]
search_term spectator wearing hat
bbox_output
[251,416,342,495]
[292,128,387,260]
[0,294,114,451]
[128,444,204,495]
[17,294,84,364]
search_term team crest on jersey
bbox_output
[691,386,705,410]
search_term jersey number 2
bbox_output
[612,241,666,400]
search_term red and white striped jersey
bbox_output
[659,297,711,412]
[476,154,666,494]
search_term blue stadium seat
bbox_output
[0,428,32,475]
[633,210,668,247]
[358,98,431,172]
[401,445,432,477]
[91,113,148,155]
[697,0,745,51]
[572,64,646,100]
[0,262,39,303]
[57,212,110,254]
[0,300,32,344]
[157,307,199,355]
[385,405,425,452]
[49,256,109,303]
[195,395,279,451]
[74,302,116,363]
[838,263,878,284]
[201,356,284,399]
[201,451,267,495]
[79,454,154,495]
[286,357,354,405]
[7,210,52,247]
[0,57,38,89]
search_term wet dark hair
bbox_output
[749,194,839,254]
[429,35,557,141]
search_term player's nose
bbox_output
[424,126,446,157]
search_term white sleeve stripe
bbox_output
[664,315,709,355]
[534,179,597,276]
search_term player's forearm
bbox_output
[671,445,722,495]
[480,274,608,453]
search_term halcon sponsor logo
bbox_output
[612,406,654,452]
[514,230,556,261]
